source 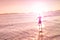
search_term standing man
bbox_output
[38,16,43,40]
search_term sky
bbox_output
[0,0,60,14]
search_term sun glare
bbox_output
[31,2,49,17]
[32,3,48,13]
[31,3,47,29]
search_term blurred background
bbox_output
[0,0,60,40]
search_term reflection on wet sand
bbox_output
[0,13,60,40]
[0,21,60,40]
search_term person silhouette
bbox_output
[38,16,42,25]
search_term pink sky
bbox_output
[0,0,60,13]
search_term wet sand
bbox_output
[0,13,60,40]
